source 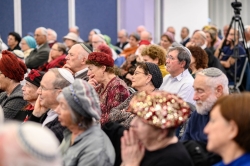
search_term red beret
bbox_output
[97,44,112,58]
[88,52,114,67]
[0,50,27,82]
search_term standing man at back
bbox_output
[25,27,50,69]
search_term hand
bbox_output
[63,63,71,69]
[121,130,145,166]
[185,42,195,47]
[88,74,98,87]
[32,96,48,117]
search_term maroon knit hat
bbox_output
[87,52,114,67]
[0,50,27,82]
[97,44,112,58]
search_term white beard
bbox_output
[196,94,217,115]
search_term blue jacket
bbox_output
[180,111,209,144]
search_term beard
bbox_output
[196,94,217,115]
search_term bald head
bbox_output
[166,26,176,36]
[140,31,151,41]
[137,25,146,35]
[118,29,128,43]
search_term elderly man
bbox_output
[0,122,62,166]
[181,68,229,143]
[47,28,57,48]
[92,34,117,60]
[28,68,74,142]
[115,29,129,50]
[25,27,50,69]
[187,30,225,72]
[160,46,195,105]
[64,43,92,80]
[140,30,151,43]
[7,32,21,51]
[180,27,190,46]
[136,25,146,35]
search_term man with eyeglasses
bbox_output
[28,68,74,142]
[25,27,50,69]
[159,46,195,105]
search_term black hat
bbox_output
[25,70,45,87]
[145,62,163,88]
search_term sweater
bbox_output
[181,111,209,144]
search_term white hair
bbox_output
[37,27,47,37]
[196,71,229,95]
[197,30,207,42]
[0,122,62,166]
[47,28,57,40]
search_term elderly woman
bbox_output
[63,32,78,50]
[0,50,28,119]
[121,91,193,166]
[14,70,44,121]
[55,79,115,166]
[160,31,174,52]
[204,93,250,166]
[141,45,168,77]
[187,46,208,77]
[20,36,36,58]
[38,42,67,72]
[87,52,130,125]
[109,62,163,128]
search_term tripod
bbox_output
[218,0,250,93]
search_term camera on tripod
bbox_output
[231,0,242,15]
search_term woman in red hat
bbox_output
[0,50,28,119]
[87,52,130,125]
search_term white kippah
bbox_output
[58,68,74,83]
[18,122,60,162]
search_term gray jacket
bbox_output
[0,84,28,120]
[60,125,115,166]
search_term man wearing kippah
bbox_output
[64,43,92,81]
[28,68,74,142]
[181,67,229,144]
[159,46,195,105]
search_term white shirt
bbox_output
[159,69,195,105]
[42,109,58,127]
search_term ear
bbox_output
[55,89,62,96]
[146,74,152,83]
[228,120,238,140]
[153,57,159,64]
[215,85,223,98]
[101,65,106,72]
[179,60,186,68]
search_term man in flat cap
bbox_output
[181,67,229,144]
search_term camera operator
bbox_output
[215,28,246,82]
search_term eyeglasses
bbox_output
[166,55,176,61]
[133,71,146,76]
[38,85,60,93]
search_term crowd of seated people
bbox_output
[0,24,250,166]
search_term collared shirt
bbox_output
[42,109,58,127]
[159,69,195,105]
[36,44,44,50]
[74,68,88,78]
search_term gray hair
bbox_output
[37,27,47,37]
[0,37,2,52]
[196,30,206,42]
[168,46,191,69]
[47,28,57,40]
[48,68,71,89]
[57,93,93,130]
[196,68,229,95]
